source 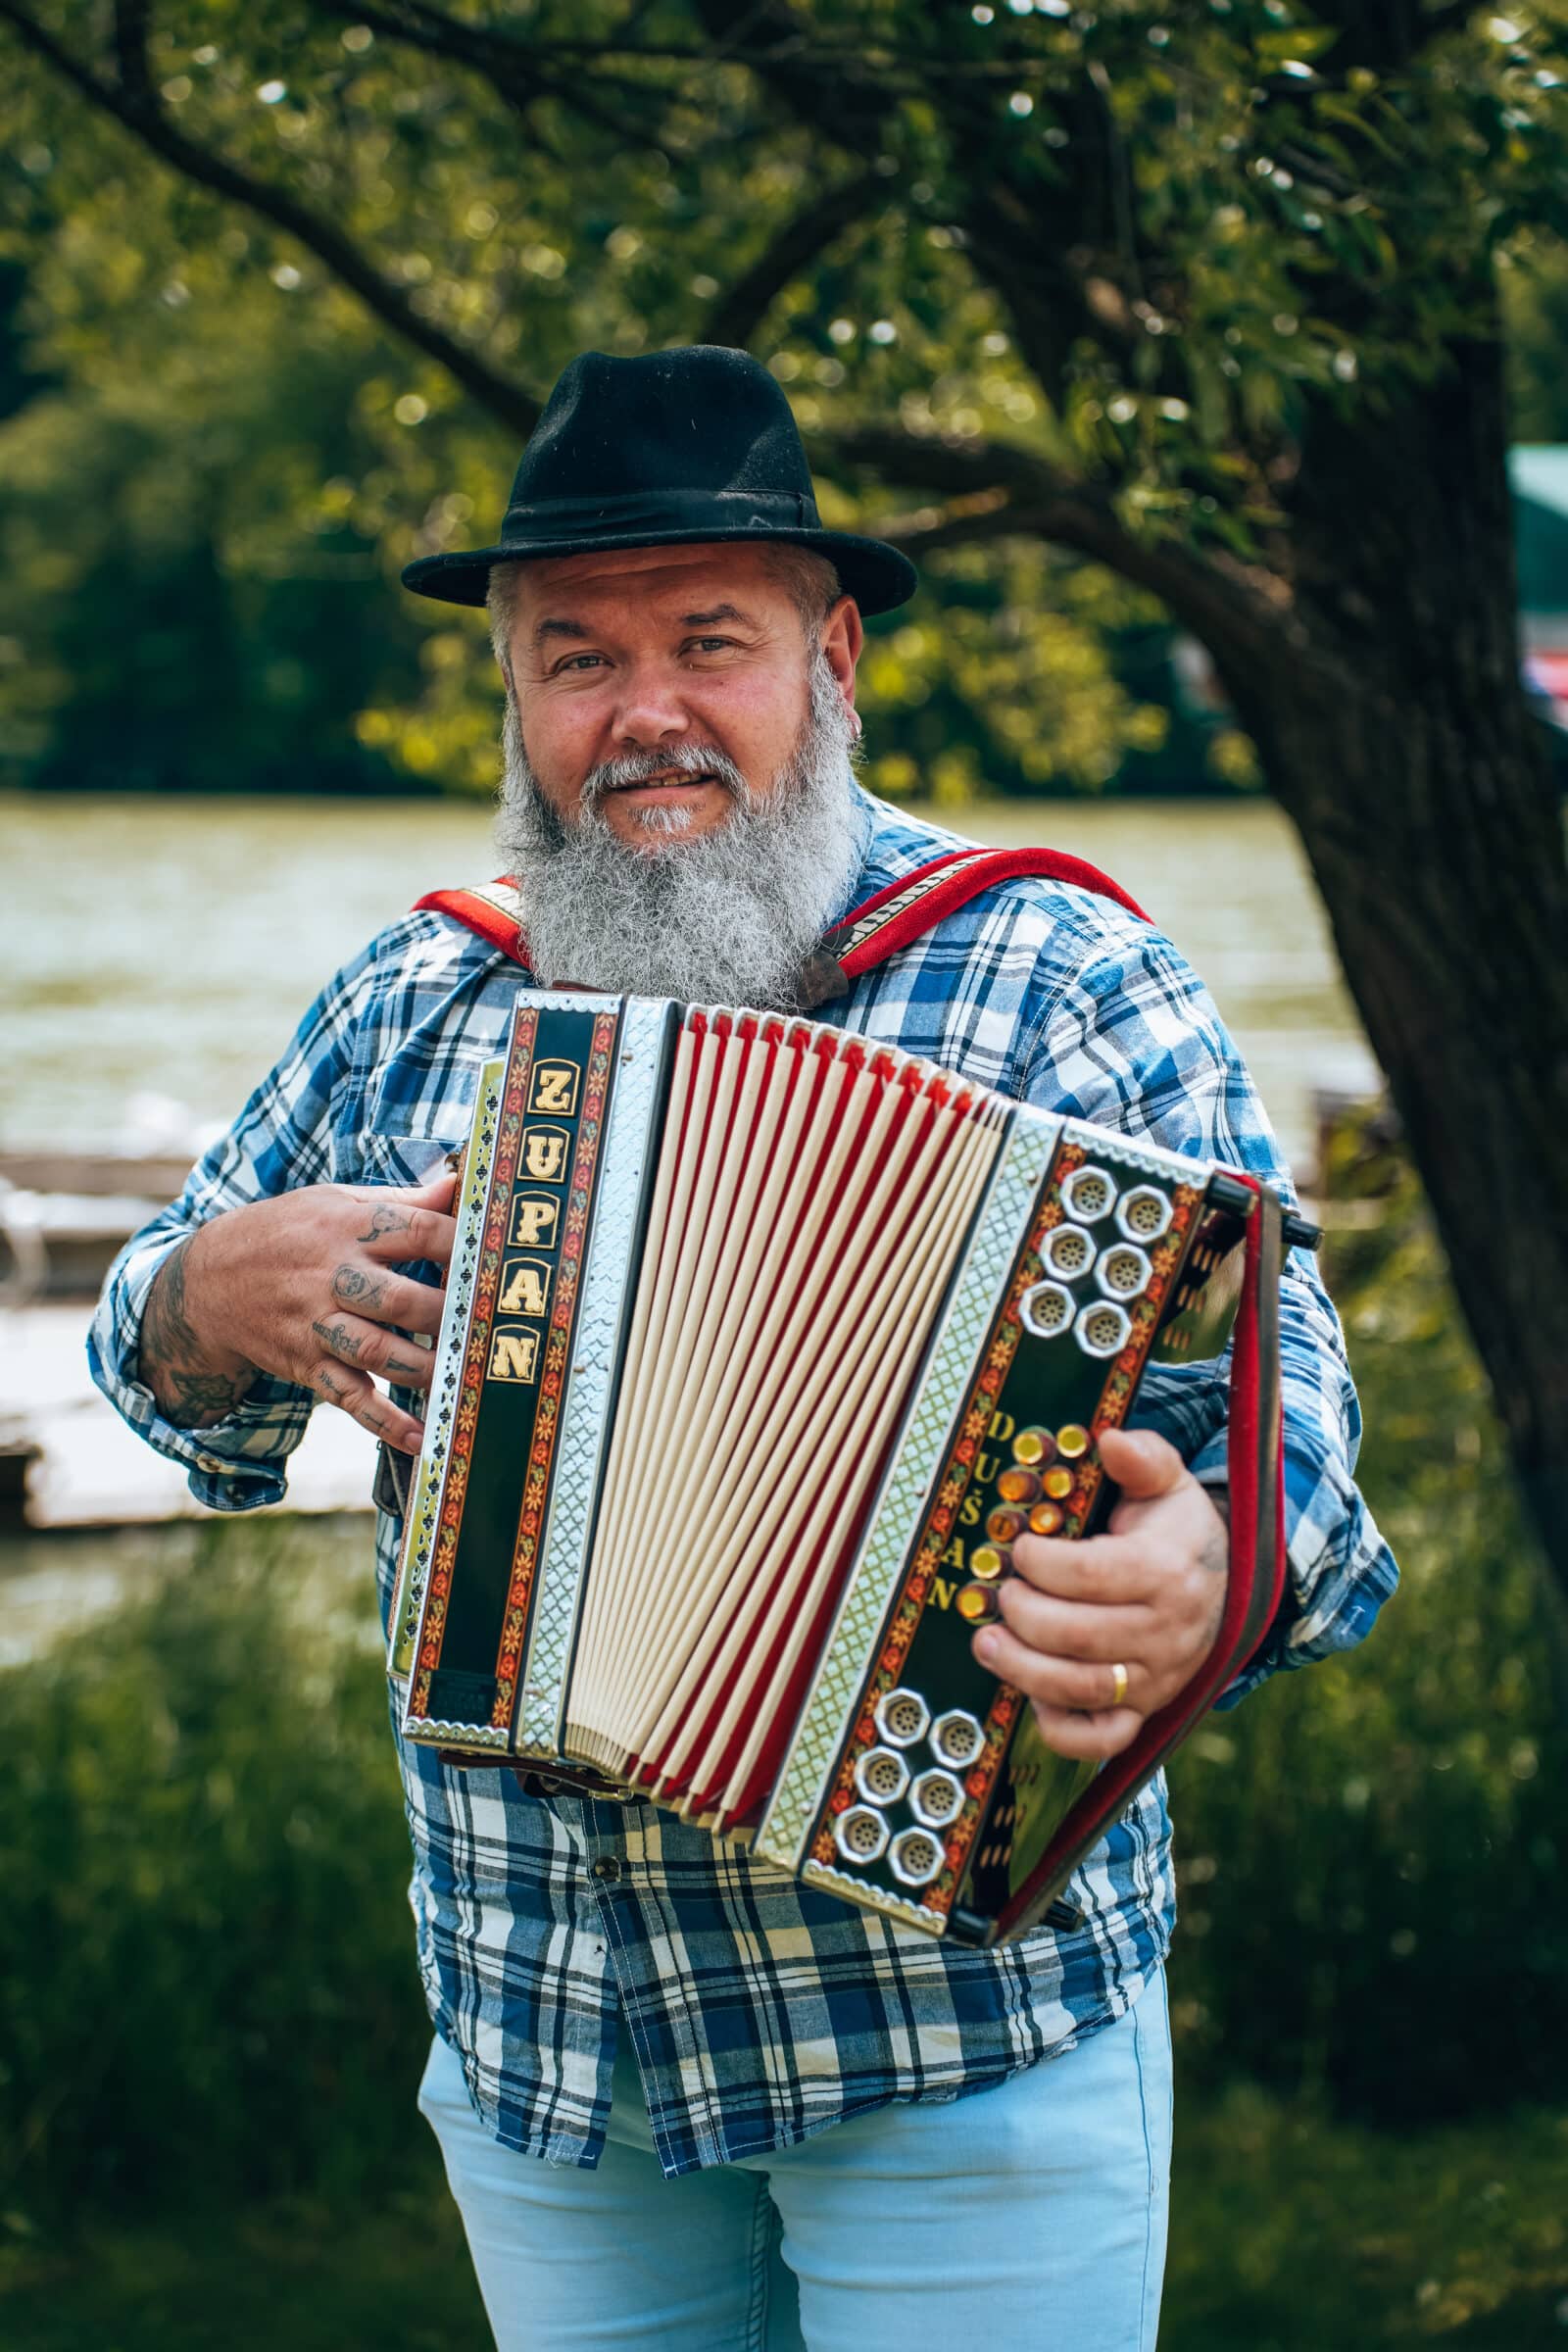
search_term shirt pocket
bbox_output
[355,1130,466,1189]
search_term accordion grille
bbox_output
[564,1006,1005,1828]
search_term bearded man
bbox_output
[91,346,1396,2352]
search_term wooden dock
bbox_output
[2,1300,373,1529]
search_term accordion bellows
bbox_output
[389,994,1286,1945]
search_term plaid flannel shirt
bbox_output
[89,787,1396,2178]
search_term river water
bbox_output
[3,789,1377,1179]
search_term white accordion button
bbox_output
[1060,1164,1118,1225]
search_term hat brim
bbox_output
[401,525,917,619]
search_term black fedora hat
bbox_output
[401,345,917,617]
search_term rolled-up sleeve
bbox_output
[86,947,375,1513]
[1021,915,1398,1704]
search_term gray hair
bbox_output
[484,542,842,677]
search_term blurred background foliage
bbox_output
[0,177,1188,802]
[2,1120,1564,2343]
[5,0,1565,805]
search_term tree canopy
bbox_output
[3,0,1563,800]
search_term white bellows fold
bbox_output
[564,1006,1004,1830]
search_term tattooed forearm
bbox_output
[138,1236,257,1427]
[169,1369,253,1419]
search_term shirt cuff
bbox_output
[86,1228,315,1513]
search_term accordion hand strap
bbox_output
[992,1174,1288,1941]
[413,845,1152,994]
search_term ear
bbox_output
[819,594,863,722]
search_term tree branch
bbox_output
[311,0,539,96]
[0,0,541,437]
[690,0,898,156]
[824,425,1290,665]
[111,0,154,103]
[701,170,886,349]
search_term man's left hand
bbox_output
[970,1427,1228,1761]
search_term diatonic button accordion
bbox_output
[387,994,1288,1945]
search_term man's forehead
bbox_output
[515,540,777,613]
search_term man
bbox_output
[91,346,1396,2351]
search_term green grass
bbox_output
[0,2166,487,2352]
[2,2089,1563,2349]
[1166,2088,1568,2348]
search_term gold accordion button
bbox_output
[969,1544,1007,1583]
[996,1465,1041,1505]
[986,1506,1027,1544]
[1028,1500,1065,1537]
[1042,1464,1074,1500]
[1055,1423,1092,1460]
[1011,1425,1056,1467]
[956,1583,1000,1623]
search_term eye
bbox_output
[684,635,736,656]
[554,653,607,674]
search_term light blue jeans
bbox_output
[417,1970,1172,2352]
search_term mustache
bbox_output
[580,741,754,808]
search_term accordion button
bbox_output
[1011,1426,1056,1467]
[996,1466,1041,1505]
[590,1856,621,1884]
[1055,1423,1092,1460]
[1042,1465,1074,1500]
[956,1584,1000,1624]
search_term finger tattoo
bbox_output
[330,1265,385,1309]
[312,1317,363,1361]
[356,1204,414,1245]
[384,1354,425,1378]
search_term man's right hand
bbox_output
[137,1174,458,1452]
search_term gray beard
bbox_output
[493,657,863,1008]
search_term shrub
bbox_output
[1166,1113,1567,2120]
[0,1524,424,2223]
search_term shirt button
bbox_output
[590,1856,621,1884]
[196,1453,225,1473]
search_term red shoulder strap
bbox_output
[414,845,1151,987]
[816,847,1149,982]
[416,851,1152,988]
[414,879,530,964]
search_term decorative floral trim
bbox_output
[410,1009,538,1719]
[490,1010,617,1727]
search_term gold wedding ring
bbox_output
[1109,1661,1130,1708]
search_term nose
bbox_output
[610,659,693,751]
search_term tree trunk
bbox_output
[1216,331,1568,1611]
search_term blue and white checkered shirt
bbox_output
[89,787,1396,2178]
